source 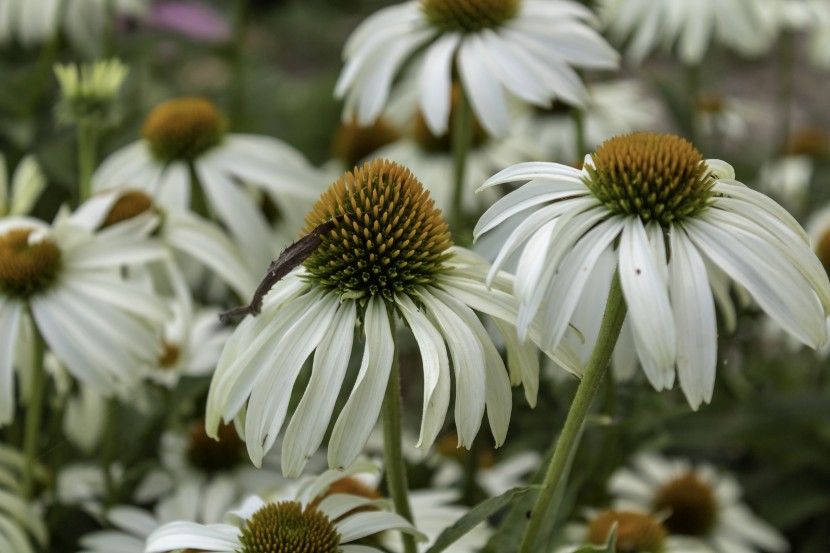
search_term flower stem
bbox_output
[22,323,47,500]
[571,106,586,159]
[776,30,796,152]
[382,325,417,553]
[451,85,473,239]
[518,272,627,553]
[101,398,118,507]
[78,123,97,204]
[188,161,210,219]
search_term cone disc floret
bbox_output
[584,133,715,226]
[654,473,717,536]
[421,0,520,32]
[186,420,244,473]
[102,190,155,227]
[588,510,667,553]
[302,159,452,302]
[142,98,226,162]
[239,501,340,553]
[0,229,62,298]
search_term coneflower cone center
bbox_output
[422,0,520,32]
[584,133,715,226]
[588,510,667,553]
[654,473,717,536]
[102,190,155,227]
[186,420,244,473]
[0,229,61,298]
[239,502,340,553]
[142,97,225,162]
[302,159,452,302]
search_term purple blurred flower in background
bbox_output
[147,1,230,43]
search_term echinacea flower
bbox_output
[557,509,713,553]
[335,0,618,137]
[92,97,322,273]
[610,454,788,552]
[475,132,830,409]
[207,159,565,476]
[598,0,774,65]
[145,464,425,553]
[0,214,169,425]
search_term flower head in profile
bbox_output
[0,213,169,426]
[475,132,830,409]
[207,159,558,476]
[54,58,129,128]
[145,463,424,553]
[336,0,618,137]
[92,97,323,273]
[610,454,788,552]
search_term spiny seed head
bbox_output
[0,229,62,298]
[588,510,667,553]
[332,119,400,170]
[421,0,520,32]
[239,501,340,553]
[186,419,244,473]
[142,98,225,162]
[654,472,718,536]
[413,83,488,152]
[102,190,155,228]
[302,159,453,303]
[584,132,715,227]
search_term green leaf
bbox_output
[423,485,540,553]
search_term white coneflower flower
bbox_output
[0,444,47,553]
[208,159,568,476]
[610,454,789,552]
[76,478,239,553]
[558,509,713,553]
[0,155,46,218]
[598,0,773,65]
[336,0,618,138]
[475,132,830,409]
[92,97,323,273]
[757,129,829,213]
[145,467,425,553]
[694,93,761,141]
[0,213,169,424]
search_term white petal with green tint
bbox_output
[336,511,424,543]
[145,522,240,552]
[0,298,21,426]
[328,296,394,470]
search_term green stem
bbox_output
[229,0,249,129]
[382,324,417,553]
[776,30,796,153]
[451,86,473,239]
[101,398,118,507]
[22,323,47,500]
[187,161,210,219]
[686,63,701,147]
[518,272,627,553]
[571,106,586,159]
[77,124,97,204]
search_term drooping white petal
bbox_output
[282,300,357,478]
[478,162,585,192]
[328,296,394,470]
[670,225,717,409]
[245,292,339,467]
[336,511,424,543]
[418,33,461,135]
[145,522,240,553]
[418,289,486,448]
[396,293,451,452]
[619,217,676,390]
[457,34,510,137]
[0,298,22,426]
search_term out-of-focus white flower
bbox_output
[610,454,789,552]
[0,155,46,218]
[336,0,618,138]
[598,0,774,64]
[0,213,170,426]
[0,0,147,55]
[695,93,762,141]
[92,97,324,274]
[0,444,48,553]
